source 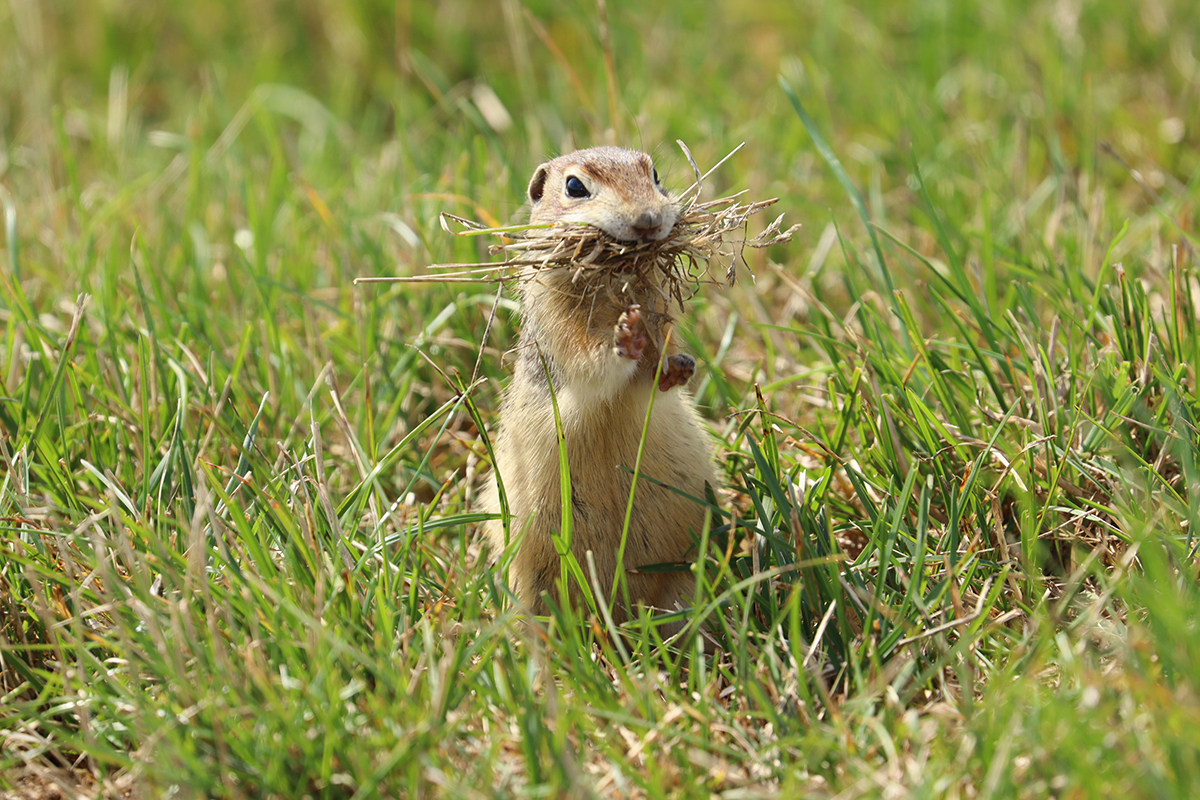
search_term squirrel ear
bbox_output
[527,164,549,204]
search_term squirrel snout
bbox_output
[630,209,671,241]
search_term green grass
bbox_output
[2,0,1199,796]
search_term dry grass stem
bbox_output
[356,145,801,315]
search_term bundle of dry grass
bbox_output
[357,142,800,314]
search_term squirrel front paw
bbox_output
[615,305,648,361]
[658,353,695,391]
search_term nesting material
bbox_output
[356,142,801,315]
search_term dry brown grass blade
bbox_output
[357,145,800,305]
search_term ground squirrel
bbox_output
[482,146,716,635]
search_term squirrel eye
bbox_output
[565,176,589,198]
[652,167,660,184]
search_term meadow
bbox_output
[2,0,1199,797]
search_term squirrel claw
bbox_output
[658,353,695,391]
[615,305,647,361]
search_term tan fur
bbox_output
[481,147,716,629]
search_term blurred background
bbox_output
[2,0,1198,495]
[4,0,1195,271]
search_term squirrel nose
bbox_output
[630,210,665,240]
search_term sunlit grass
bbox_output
[2,0,1199,797]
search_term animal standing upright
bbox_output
[482,146,716,633]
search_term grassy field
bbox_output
[2,0,1199,797]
